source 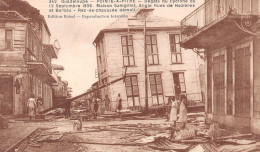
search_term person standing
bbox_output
[104,95,110,114]
[93,98,99,119]
[27,95,36,119]
[169,96,179,126]
[37,97,44,114]
[165,97,172,121]
[179,94,188,128]
[116,94,122,115]
[64,101,71,119]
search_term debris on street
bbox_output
[173,129,197,141]
[148,137,190,151]
[4,112,259,152]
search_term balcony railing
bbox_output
[181,0,257,42]
[26,48,52,73]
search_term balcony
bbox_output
[26,49,56,82]
[181,0,260,49]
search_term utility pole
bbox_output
[135,8,154,112]
[144,17,148,111]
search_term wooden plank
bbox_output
[216,133,253,140]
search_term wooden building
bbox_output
[181,0,260,134]
[0,0,58,115]
[93,14,203,111]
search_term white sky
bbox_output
[23,0,203,96]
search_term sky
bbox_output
[24,0,203,96]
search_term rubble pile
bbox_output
[80,114,258,151]
[145,114,258,151]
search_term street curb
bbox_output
[4,128,39,152]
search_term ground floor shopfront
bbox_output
[0,67,54,116]
[206,37,260,134]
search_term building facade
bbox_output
[181,0,260,134]
[52,76,69,106]
[0,0,58,115]
[93,14,202,111]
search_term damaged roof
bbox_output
[93,15,180,44]
[2,0,51,36]
[0,11,27,21]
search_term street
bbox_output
[2,116,175,152]
[1,112,259,152]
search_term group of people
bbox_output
[166,94,188,128]
[27,95,44,119]
[93,93,123,119]
[93,95,111,119]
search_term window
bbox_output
[169,34,182,63]
[5,30,13,49]
[173,73,186,95]
[121,36,135,66]
[146,35,159,65]
[149,74,163,96]
[125,75,139,106]
[149,74,164,105]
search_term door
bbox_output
[173,73,186,97]
[0,76,13,115]
[213,55,225,115]
[235,46,250,117]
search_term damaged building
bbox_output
[52,75,72,106]
[181,0,260,134]
[0,0,59,115]
[93,13,203,111]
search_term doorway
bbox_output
[173,73,186,97]
[0,76,13,115]
[234,46,250,117]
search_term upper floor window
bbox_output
[5,30,13,50]
[169,34,182,63]
[121,35,135,66]
[146,35,159,65]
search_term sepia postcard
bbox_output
[0,0,260,151]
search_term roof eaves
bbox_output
[0,11,28,21]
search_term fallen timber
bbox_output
[40,74,127,114]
